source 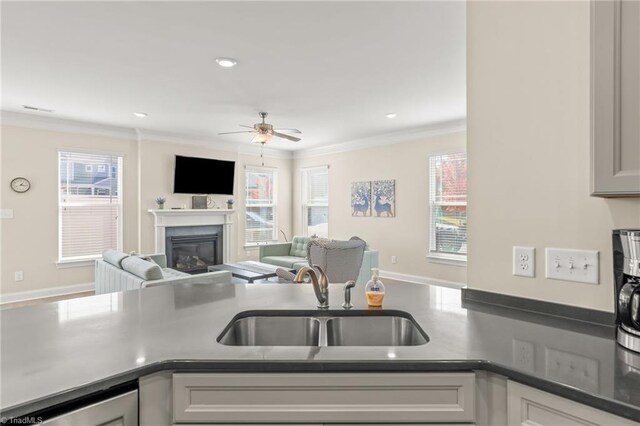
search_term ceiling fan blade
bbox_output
[218,131,256,135]
[239,125,256,129]
[274,128,302,134]
[271,131,301,142]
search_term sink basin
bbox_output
[218,315,320,346]
[218,310,428,347]
[326,316,428,346]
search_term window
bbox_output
[429,152,467,260]
[59,152,123,262]
[245,167,277,244]
[302,166,329,238]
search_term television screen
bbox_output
[173,155,235,195]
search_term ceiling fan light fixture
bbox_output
[133,112,148,118]
[252,133,272,144]
[215,57,238,68]
[385,112,397,119]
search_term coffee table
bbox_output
[208,261,295,283]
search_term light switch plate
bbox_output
[513,246,535,278]
[0,209,14,219]
[545,248,599,285]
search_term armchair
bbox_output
[276,237,366,284]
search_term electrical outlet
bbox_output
[545,248,599,285]
[14,271,23,282]
[391,256,397,264]
[245,251,251,258]
[513,246,535,278]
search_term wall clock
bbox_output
[10,177,31,193]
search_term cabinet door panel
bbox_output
[507,381,636,426]
[173,373,475,424]
[591,0,640,196]
[619,0,640,175]
[42,390,138,426]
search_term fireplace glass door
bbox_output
[168,234,218,274]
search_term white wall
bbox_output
[467,1,640,312]
[0,125,139,294]
[294,131,467,285]
[0,124,294,295]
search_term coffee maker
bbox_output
[614,229,640,353]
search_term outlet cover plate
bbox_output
[513,246,535,278]
[545,248,599,285]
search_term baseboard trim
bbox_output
[0,283,95,305]
[461,287,616,326]
[378,270,465,289]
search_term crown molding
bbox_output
[1,110,465,161]
[1,111,293,160]
[1,110,137,141]
[293,117,467,159]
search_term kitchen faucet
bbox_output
[294,265,329,309]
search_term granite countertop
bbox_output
[1,281,640,421]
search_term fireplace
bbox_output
[165,225,223,274]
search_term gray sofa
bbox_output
[95,250,232,295]
[259,236,379,285]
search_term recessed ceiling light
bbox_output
[133,112,148,118]
[215,57,238,68]
[385,113,397,119]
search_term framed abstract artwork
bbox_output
[372,179,395,217]
[351,181,371,216]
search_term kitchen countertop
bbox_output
[1,281,640,421]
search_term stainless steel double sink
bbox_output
[217,310,429,346]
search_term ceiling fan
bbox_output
[218,112,302,144]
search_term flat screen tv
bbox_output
[173,155,235,195]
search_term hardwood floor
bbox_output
[1,291,95,310]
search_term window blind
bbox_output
[302,166,329,238]
[59,152,122,261]
[429,153,467,257]
[245,168,277,243]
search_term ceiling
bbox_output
[1,1,466,151]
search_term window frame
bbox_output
[428,152,467,264]
[244,166,278,245]
[57,151,123,264]
[301,165,329,238]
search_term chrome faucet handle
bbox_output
[342,280,356,309]
[295,266,329,309]
[311,264,330,309]
[311,264,329,287]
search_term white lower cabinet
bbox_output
[42,390,138,426]
[138,371,637,426]
[171,373,476,424]
[507,381,636,426]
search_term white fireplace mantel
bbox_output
[148,209,235,263]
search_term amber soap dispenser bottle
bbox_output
[365,268,385,307]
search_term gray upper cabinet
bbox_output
[591,0,640,197]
